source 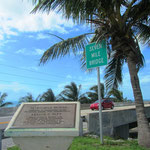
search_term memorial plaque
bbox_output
[11,103,76,128]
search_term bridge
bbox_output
[85,104,150,139]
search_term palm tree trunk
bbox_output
[127,52,150,148]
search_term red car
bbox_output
[90,99,114,110]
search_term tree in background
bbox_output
[0,92,12,107]
[57,82,88,103]
[18,93,42,104]
[107,88,127,102]
[30,0,150,147]
[85,84,104,103]
[40,89,56,102]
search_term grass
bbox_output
[7,146,21,150]
[7,136,149,150]
[68,136,148,150]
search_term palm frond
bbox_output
[131,34,145,70]
[0,93,8,102]
[58,82,84,101]
[1,102,13,107]
[35,94,42,102]
[127,0,150,27]
[19,93,35,103]
[107,88,124,102]
[46,33,65,41]
[31,0,54,13]
[0,92,10,107]
[85,84,105,100]
[104,53,124,90]
[31,0,124,24]
[56,93,67,101]
[40,33,92,64]
[40,89,56,102]
[136,23,150,45]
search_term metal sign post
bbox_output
[85,40,107,144]
[97,67,103,144]
[0,130,2,150]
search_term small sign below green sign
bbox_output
[85,40,107,69]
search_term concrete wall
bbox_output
[80,103,136,110]
[88,106,150,139]
[0,107,18,117]
[81,101,150,110]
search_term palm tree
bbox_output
[31,0,150,147]
[107,88,127,102]
[58,82,87,103]
[40,89,56,102]
[86,84,105,103]
[0,92,12,107]
[18,93,42,104]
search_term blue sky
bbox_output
[0,0,150,104]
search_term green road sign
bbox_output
[85,40,107,69]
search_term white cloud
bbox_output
[55,82,69,94]
[0,39,17,48]
[33,49,45,55]
[0,51,4,55]
[22,66,39,71]
[0,82,29,92]
[36,33,50,40]
[66,75,72,79]
[140,75,150,84]
[28,35,34,38]
[16,48,26,54]
[0,0,74,39]
[0,33,4,40]
[15,48,44,56]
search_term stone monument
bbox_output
[5,102,80,150]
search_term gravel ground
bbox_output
[2,138,15,150]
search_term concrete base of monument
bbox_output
[4,102,81,150]
[12,136,74,150]
[5,128,79,150]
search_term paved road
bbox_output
[0,117,12,130]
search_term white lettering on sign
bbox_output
[91,51,101,58]
[89,58,104,65]
[89,44,102,52]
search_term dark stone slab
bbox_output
[11,103,76,128]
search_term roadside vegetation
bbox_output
[0,82,130,107]
[17,82,129,104]
[18,88,56,104]
[0,92,13,107]
[7,136,149,150]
